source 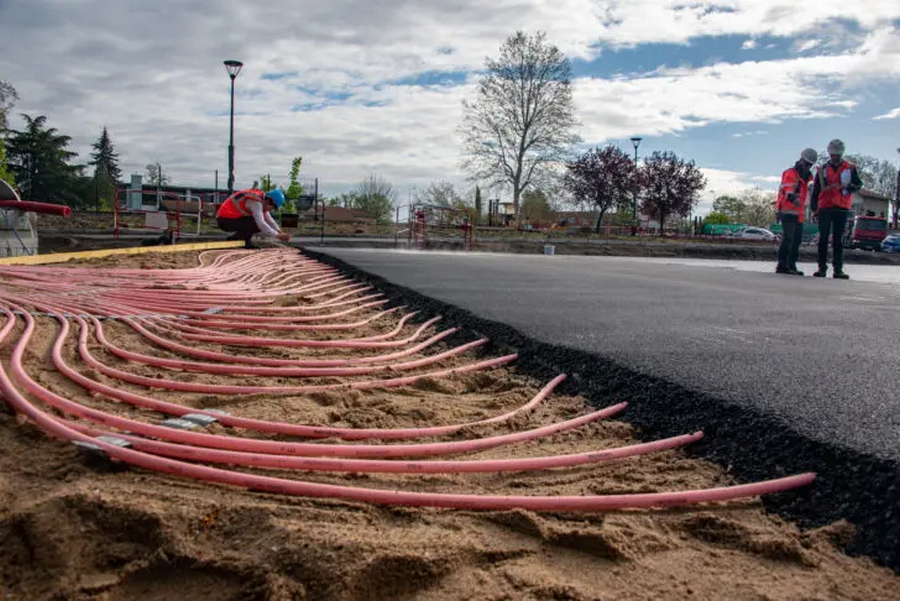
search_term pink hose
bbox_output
[0,199,71,216]
[0,250,818,511]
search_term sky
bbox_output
[1,0,899,216]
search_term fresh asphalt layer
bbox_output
[320,248,900,461]
[309,247,900,571]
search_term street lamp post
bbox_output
[224,60,244,195]
[630,137,642,236]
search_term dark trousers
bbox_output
[817,208,850,273]
[777,214,803,270]
[217,216,259,244]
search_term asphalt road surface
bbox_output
[319,248,900,462]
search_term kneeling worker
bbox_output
[216,188,291,249]
[775,148,817,275]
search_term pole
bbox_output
[317,178,324,244]
[632,146,638,236]
[395,205,400,248]
[227,75,236,195]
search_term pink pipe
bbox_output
[145,308,428,343]
[9,308,623,458]
[72,420,705,473]
[48,332,563,440]
[92,315,488,378]
[123,318,459,368]
[50,322,562,440]
[0,317,817,510]
[75,320,518,395]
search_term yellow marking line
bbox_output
[0,241,244,266]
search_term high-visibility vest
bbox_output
[216,189,265,219]
[776,167,809,223]
[816,161,853,210]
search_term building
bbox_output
[851,189,891,219]
[118,174,227,215]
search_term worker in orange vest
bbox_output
[810,139,863,279]
[216,188,291,249]
[776,148,818,275]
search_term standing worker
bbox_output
[216,188,291,249]
[776,148,818,275]
[810,139,863,279]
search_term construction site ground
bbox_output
[1,249,898,601]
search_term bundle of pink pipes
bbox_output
[0,248,815,510]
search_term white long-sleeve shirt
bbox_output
[248,200,281,236]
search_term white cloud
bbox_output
[874,107,900,120]
[795,39,822,52]
[0,0,897,202]
[742,39,757,50]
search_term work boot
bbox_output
[813,268,827,277]
[833,271,849,280]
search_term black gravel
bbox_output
[303,247,900,574]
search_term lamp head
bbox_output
[224,60,244,79]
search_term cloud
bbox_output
[0,0,897,202]
[794,39,822,52]
[873,107,900,120]
[742,39,757,50]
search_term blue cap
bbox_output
[266,189,285,208]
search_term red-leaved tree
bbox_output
[563,145,636,232]
[639,151,706,233]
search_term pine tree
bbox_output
[89,127,121,183]
[6,114,83,203]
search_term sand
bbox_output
[0,249,898,601]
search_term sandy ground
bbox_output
[0,249,898,601]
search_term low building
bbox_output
[851,189,891,219]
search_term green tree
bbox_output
[0,141,13,186]
[6,114,83,204]
[0,81,18,185]
[712,195,745,223]
[474,185,483,224]
[89,127,121,183]
[703,211,731,225]
[460,31,579,225]
[521,189,554,223]
[352,176,395,224]
[92,163,117,211]
[284,156,304,213]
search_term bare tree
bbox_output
[415,181,465,207]
[353,175,396,224]
[564,145,635,232]
[640,151,706,232]
[846,154,897,200]
[145,162,169,186]
[460,31,578,226]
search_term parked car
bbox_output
[881,233,900,253]
[725,227,777,241]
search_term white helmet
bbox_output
[827,139,845,156]
[800,148,818,165]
